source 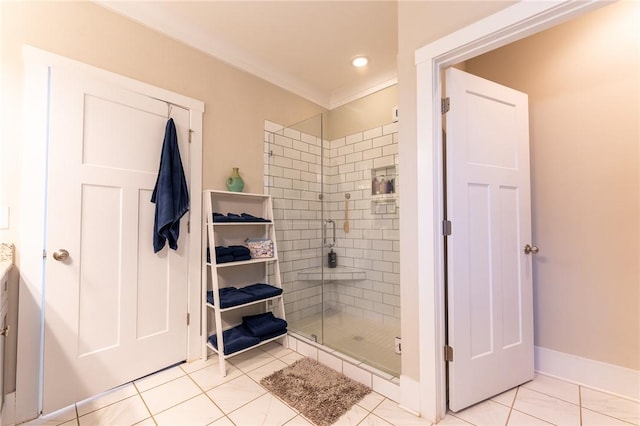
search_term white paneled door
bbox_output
[445,67,535,411]
[43,67,190,413]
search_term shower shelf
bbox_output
[297,266,366,282]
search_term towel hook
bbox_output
[167,103,173,118]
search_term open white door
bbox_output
[445,67,535,411]
[43,66,191,413]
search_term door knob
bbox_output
[524,244,539,254]
[52,249,70,261]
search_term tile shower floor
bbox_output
[290,310,401,377]
[22,342,639,426]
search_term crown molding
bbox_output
[329,75,398,110]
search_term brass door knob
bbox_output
[524,244,539,254]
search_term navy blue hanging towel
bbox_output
[151,118,189,253]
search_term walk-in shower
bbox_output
[263,94,400,377]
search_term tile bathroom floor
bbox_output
[22,342,639,426]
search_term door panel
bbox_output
[137,188,171,338]
[446,67,534,411]
[78,184,122,355]
[43,67,190,413]
[467,183,492,359]
[499,185,522,348]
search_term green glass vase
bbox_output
[226,167,244,192]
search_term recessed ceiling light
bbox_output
[352,56,369,68]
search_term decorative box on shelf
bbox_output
[246,238,274,258]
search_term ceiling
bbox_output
[96,1,398,109]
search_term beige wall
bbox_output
[0,0,325,251]
[464,1,639,370]
[326,85,398,140]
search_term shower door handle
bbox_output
[324,219,336,247]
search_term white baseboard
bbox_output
[399,375,422,416]
[535,346,639,401]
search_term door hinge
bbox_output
[42,249,47,259]
[187,313,190,326]
[444,345,454,362]
[188,129,193,143]
[443,220,452,236]
[187,221,190,234]
[441,97,450,114]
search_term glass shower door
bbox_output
[265,101,402,377]
[265,113,327,345]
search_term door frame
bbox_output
[412,0,609,422]
[17,46,204,422]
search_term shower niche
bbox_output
[371,166,396,196]
[371,166,397,215]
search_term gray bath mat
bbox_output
[260,357,371,425]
